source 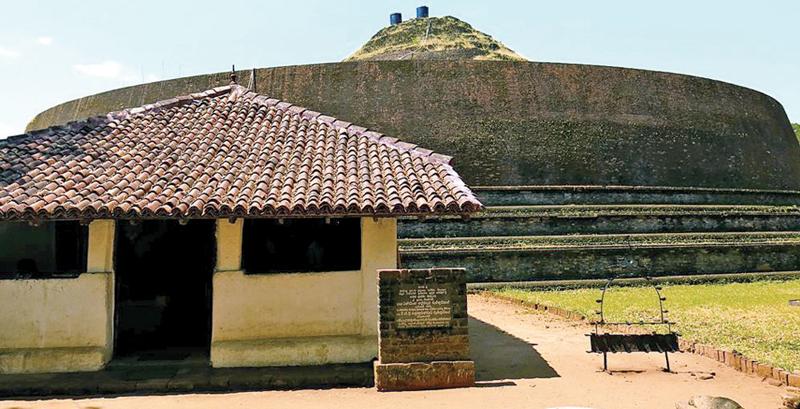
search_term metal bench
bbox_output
[588,276,679,372]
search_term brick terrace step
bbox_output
[399,205,800,238]
[399,231,800,252]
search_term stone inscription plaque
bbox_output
[395,283,451,329]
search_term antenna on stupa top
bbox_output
[230,64,237,85]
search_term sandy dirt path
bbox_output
[0,295,787,409]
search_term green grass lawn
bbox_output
[491,279,800,371]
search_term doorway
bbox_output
[113,220,216,361]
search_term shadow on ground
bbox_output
[469,316,559,381]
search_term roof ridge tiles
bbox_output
[107,85,233,122]
[227,84,454,167]
[97,82,454,167]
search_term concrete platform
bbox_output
[0,359,373,398]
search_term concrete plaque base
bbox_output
[374,360,475,391]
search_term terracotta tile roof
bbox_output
[0,85,481,220]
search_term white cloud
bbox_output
[36,36,53,46]
[0,46,20,59]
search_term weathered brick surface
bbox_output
[399,207,800,239]
[788,373,800,388]
[374,361,475,392]
[375,268,475,390]
[29,61,800,191]
[377,268,470,364]
[401,243,800,282]
[756,363,774,378]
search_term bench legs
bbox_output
[601,351,672,372]
[664,351,671,372]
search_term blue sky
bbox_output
[0,0,797,136]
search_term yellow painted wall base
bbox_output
[0,346,107,374]
[211,335,376,368]
[212,270,363,340]
[210,217,397,368]
[0,272,114,374]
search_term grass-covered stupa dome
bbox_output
[345,16,526,61]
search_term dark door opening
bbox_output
[113,220,216,361]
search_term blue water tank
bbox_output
[416,6,429,18]
[390,13,402,25]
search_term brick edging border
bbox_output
[480,292,800,387]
